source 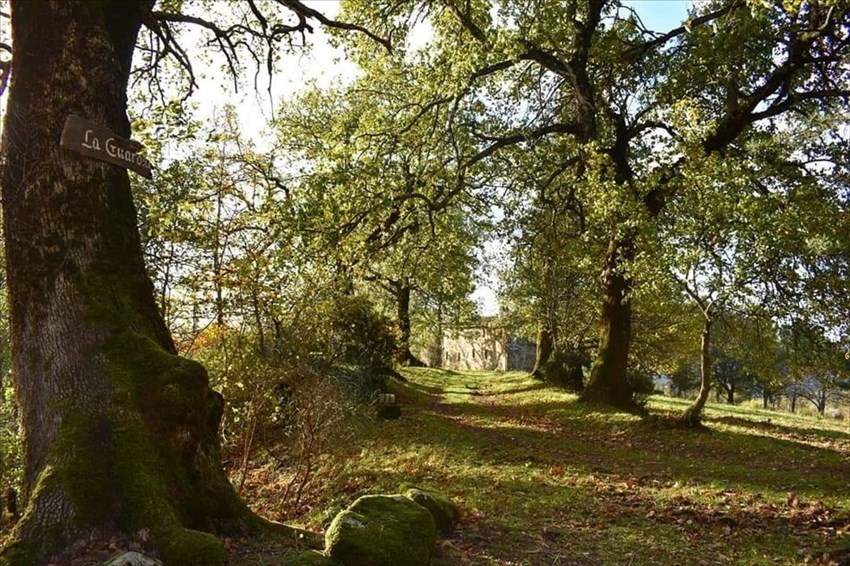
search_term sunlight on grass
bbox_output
[247,368,850,565]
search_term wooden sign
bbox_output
[60,115,153,179]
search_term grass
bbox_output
[237,367,850,565]
[4,368,847,564]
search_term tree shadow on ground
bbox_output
[404,397,850,499]
[706,414,850,443]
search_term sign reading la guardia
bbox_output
[60,115,153,179]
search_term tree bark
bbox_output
[0,2,286,563]
[580,233,636,410]
[530,324,553,379]
[393,279,423,367]
[727,383,735,405]
[681,317,713,426]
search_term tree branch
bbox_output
[467,122,582,167]
[140,2,391,99]
[278,0,392,52]
[626,1,744,64]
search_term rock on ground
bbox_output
[103,551,163,566]
[401,485,461,535]
[324,494,436,566]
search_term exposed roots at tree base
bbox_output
[0,333,314,566]
[678,407,711,430]
[577,387,646,415]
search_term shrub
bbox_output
[539,349,587,391]
[327,295,396,369]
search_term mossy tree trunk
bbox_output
[579,233,636,410]
[530,324,553,379]
[0,2,279,563]
[392,278,423,367]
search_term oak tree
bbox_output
[0,1,384,563]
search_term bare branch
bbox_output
[278,0,392,52]
[626,1,744,64]
[139,2,391,100]
[629,120,678,140]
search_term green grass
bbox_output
[6,367,844,564]
[249,368,850,565]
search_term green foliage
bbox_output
[0,385,20,507]
[328,295,397,370]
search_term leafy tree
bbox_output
[0,1,385,562]
[342,0,850,410]
[492,136,600,385]
[781,321,850,415]
[271,70,483,368]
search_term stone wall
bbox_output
[438,321,535,372]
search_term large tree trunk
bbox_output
[530,324,553,379]
[0,3,284,563]
[681,317,713,426]
[580,234,635,410]
[393,279,423,367]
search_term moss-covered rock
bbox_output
[400,485,460,535]
[103,551,163,566]
[324,495,436,566]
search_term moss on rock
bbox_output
[324,495,436,566]
[155,527,225,566]
[400,485,460,535]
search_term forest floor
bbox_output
[235,367,850,565]
[4,369,847,564]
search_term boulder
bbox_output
[103,551,162,566]
[400,485,460,535]
[324,495,436,566]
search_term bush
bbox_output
[627,369,656,407]
[186,294,395,510]
[271,373,364,515]
[538,349,587,391]
[327,295,396,369]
